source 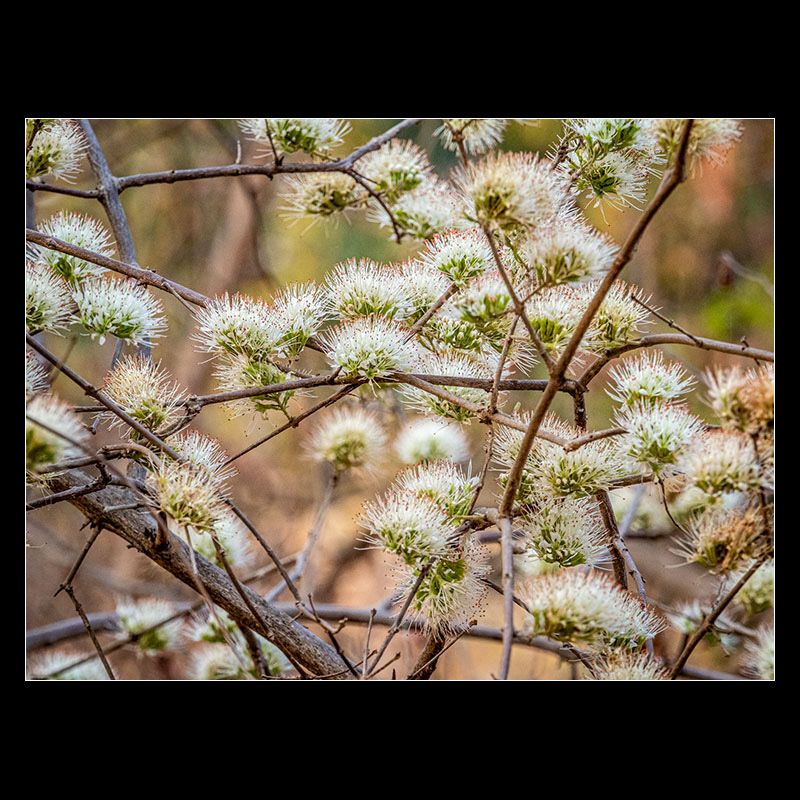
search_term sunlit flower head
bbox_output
[742,624,775,680]
[150,461,226,533]
[436,119,509,155]
[729,559,774,616]
[34,211,113,285]
[666,599,740,650]
[579,281,652,353]
[25,349,50,395]
[573,151,652,212]
[306,405,387,472]
[25,260,73,335]
[398,259,452,322]
[395,460,478,519]
[369,177,463,240]
[648,118,742,171]
[73,277,167,346]
[671,502,765,573]
[518,495,608,569]
[27,649,109,681]
[397,538,490,637]
[167,429,237,487]
[26,393,89,475]
[189,643,250,681]
[103,355,184,434]
[704,363,774,435]
[524,285,584,357]
[281,172,365,223]
[193,293,284,361]
[394,417,470,465]
[320,315,420,380]
[115,597,183,655]
[520,217,618,289]
[271,281,329,356]
[417,227,496,286]
[456,151,569,231]
[607,350,695,407]
[682,430,762,496]
[584,650,669,681]
[212,353,295,419]
[567,118,658,159]
[358,138,432,202]
[238,118,350,157]
[190,512,254,571]
[401,349,494,423]
[324,258,409,320]
[26,119,87,182]
[614,401,703,476]
[360,488,455,565]
[518,569,665,651]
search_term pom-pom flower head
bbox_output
[103,355,184,434]
[151,462,226,534]
[26,394,90,476]
[579,281,652,353]
[395,460,478,519]
[26,119,87,182]
[25,261,73,335]
[324,258,409,320]
[360,489,455,565]
[306,406,387,473]
[742,624,775,680]
[193,293,284,361]
[27,650,109,681]
[436,119,509,155]
[704,364,774,435]
[238,118,350,158]
[614,401,703,477]
[115,598,183,655]
[25,350,50,395]
[584,650,669,681]
[190,513,254,571]
[456,151,568,232]
[732,560,775,616]
[518,569,665,651]
[648,118,742,171]
[73,277,167,346]
[167,429,237,488]
[607,350,695,407]
[358,138,432,202]
[213,353,296,419]
[520,218,618,289]
[320,315,420,380]
[394,418,470,464]
[271,281,328,356]
[417,228,495,286]
[34,212,114,285]
[682,430,763,496]
[397,539,490,637]
[281,172,364,224]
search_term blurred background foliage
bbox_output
[27,119,774,679]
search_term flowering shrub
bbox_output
[25,118,773,681]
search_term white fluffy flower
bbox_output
[26,119,87,182]
[271,281,328,355]
[732,560,774,616]
[436,119,510,155]
[27,650,109,681]
[742,624,775,680]
[682,430,762,496]
[102,355,184,434]
[73,277,167,346]
[614,401,703,476]
[25,350,50,395]
[578,281,653,353]
[398,260,452,322]
[456,151,570,231]
[520,217,618,288]
[648,118,742,170]
[524,285,585,357]
[394,417,470,464]
[25,261,73,335]
[34,211,114,285]
[395,460,478,519]
[167,429,237,488]
[193,293,284,361]
[150,461,226,533]
[212,354,296,419]
[320,315,420,380]
[518,495,607,568]
[115,598,183,655]
[358,138,432,201]
[238,118,350,157]
[397,538,490,637]
[306,406,387,472]
[584,650,669,681]
[26,394,90,475]
[324,258,410,320]
[190,513,254,571]
[281,172,365,223]
[607,350,695,407]
[518,569,665,651]
[360,489,455,564]
[417,227,496,286]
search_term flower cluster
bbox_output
[26,119,87,182]
[238,118,350,158]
